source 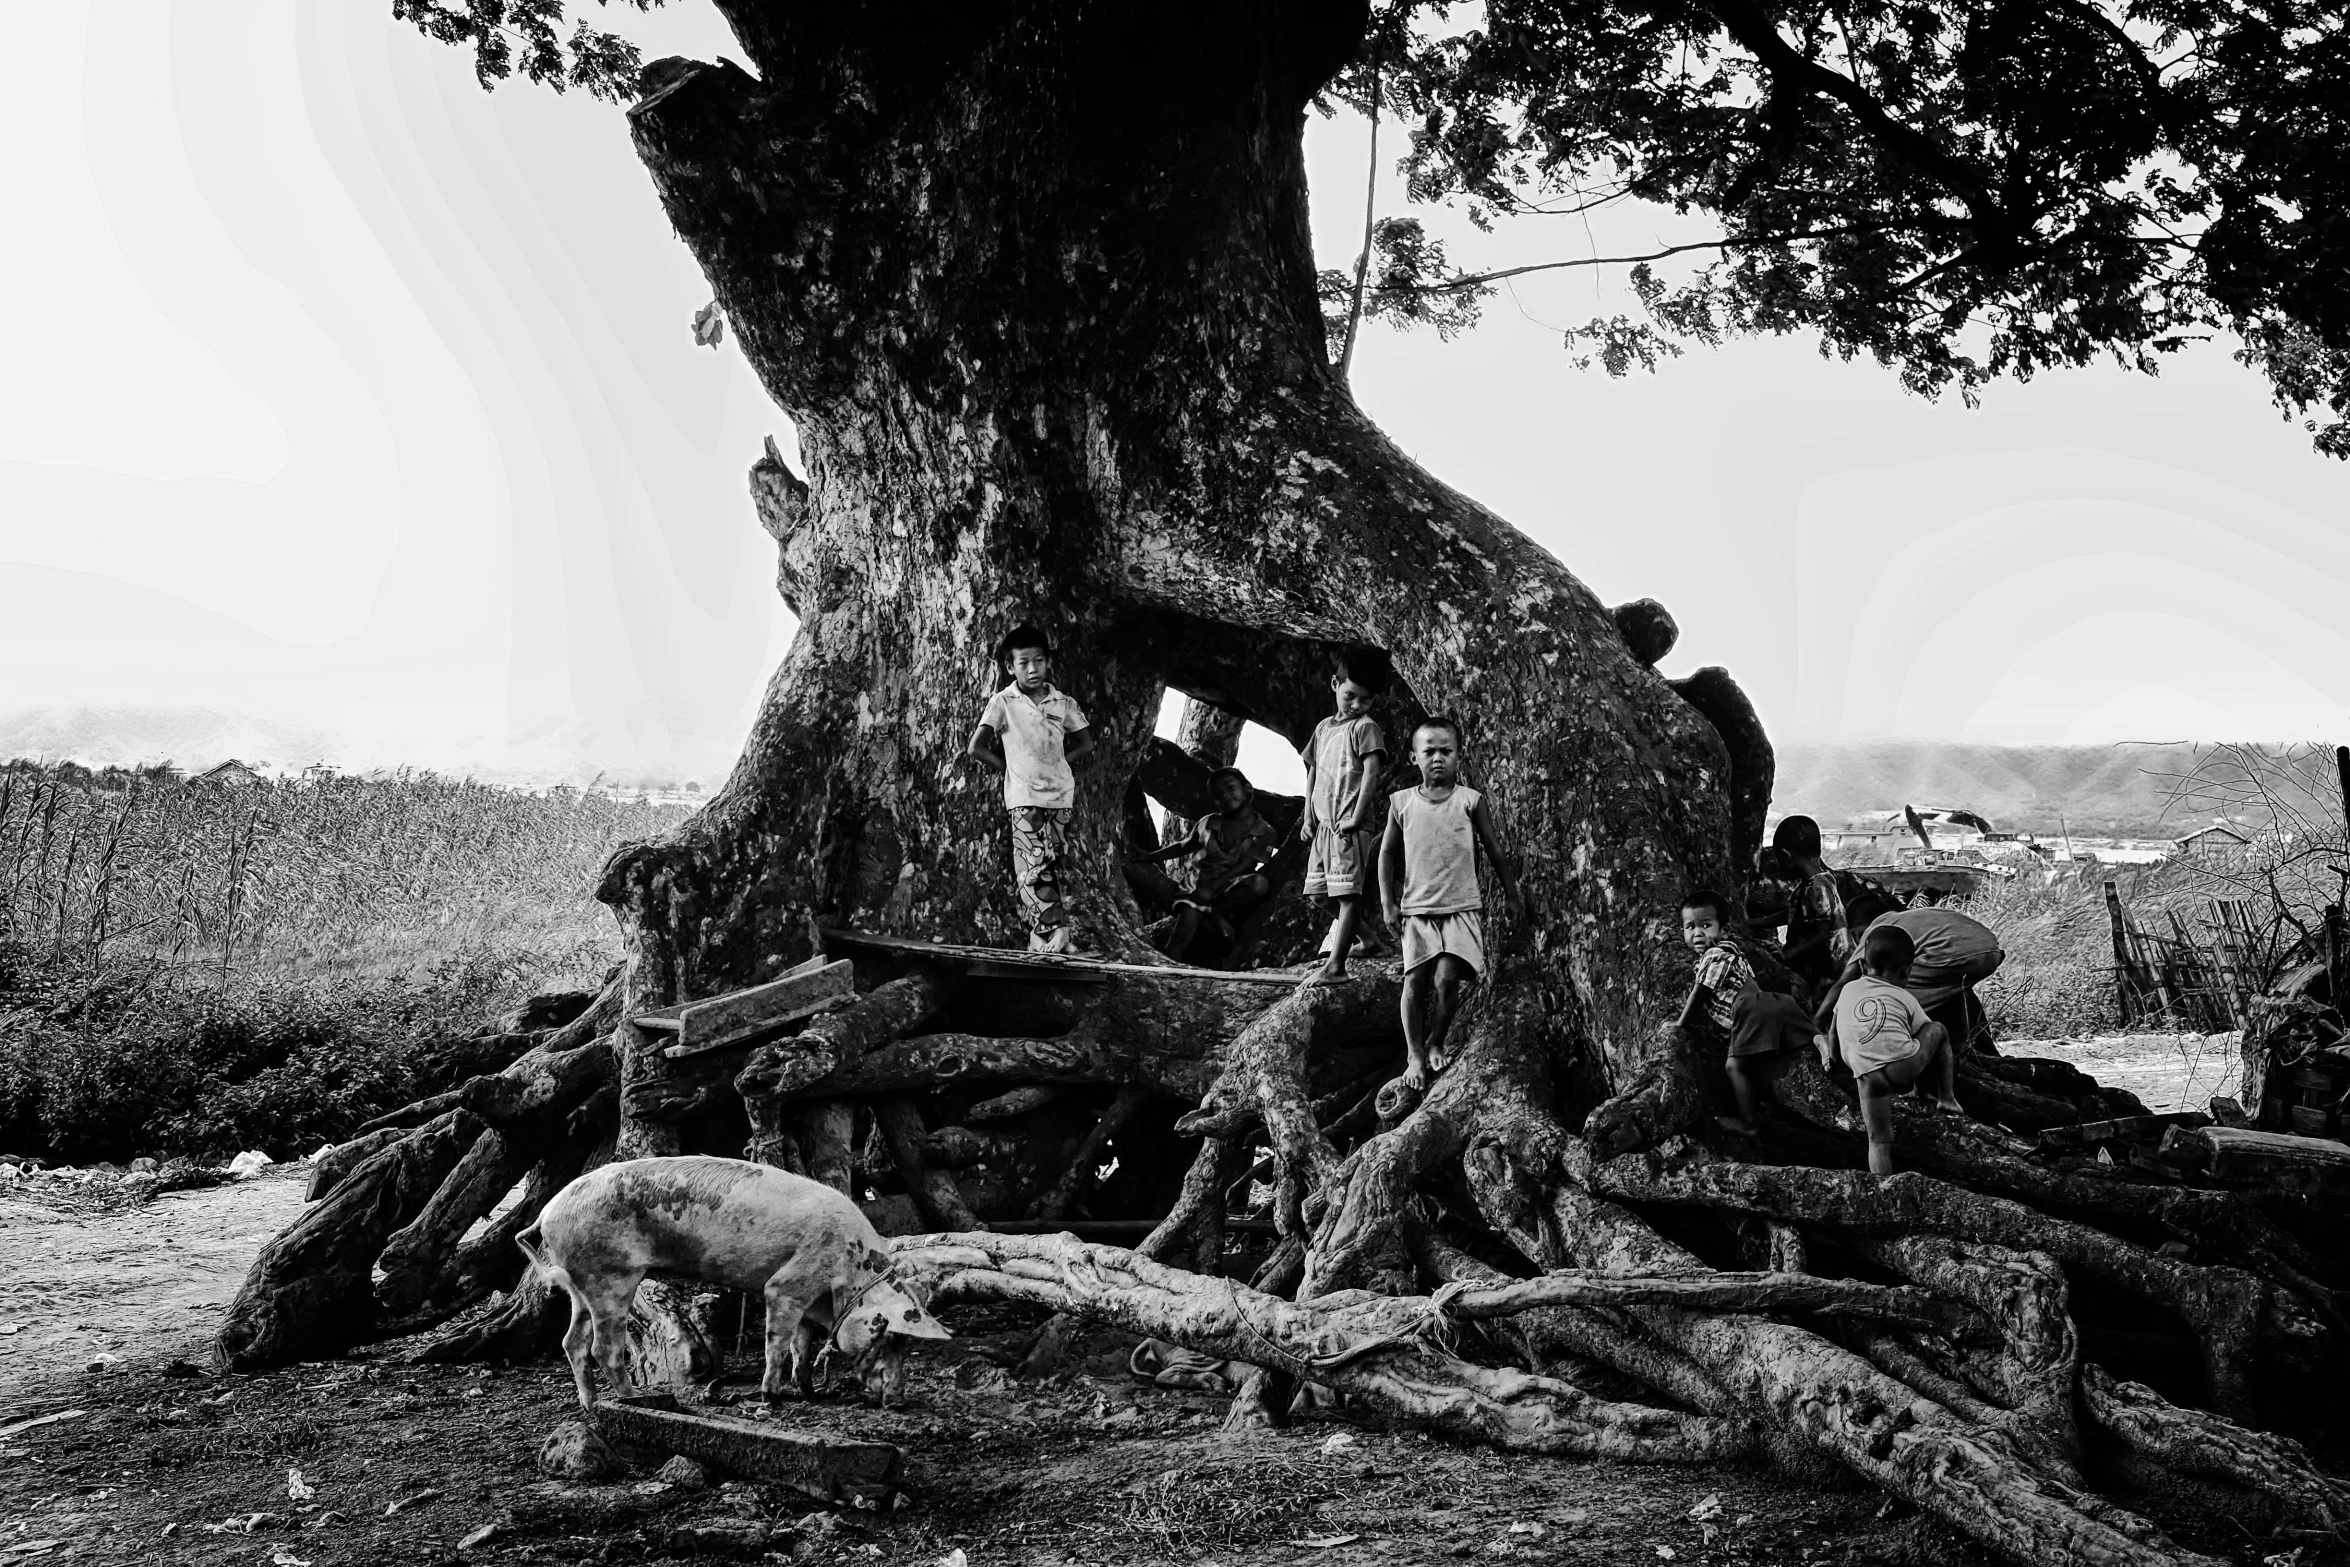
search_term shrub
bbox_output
[0,944,562,1163]
[0,763,678,1163]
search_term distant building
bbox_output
[1829,805,1997,854]
[2173,823,2253,860]
[193,759,263,787]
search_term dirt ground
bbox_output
[0,1170,310,1416]
[2000,1031,2241,1115]
[0,1039,2301,1566]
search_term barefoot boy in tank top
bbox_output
[1378,716,1523,1090]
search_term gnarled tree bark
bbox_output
[218,7,2350,1562]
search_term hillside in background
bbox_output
[1772,741,2269,838]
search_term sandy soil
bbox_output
[0,1170,309,1416]
[2000,1032,2244,1115]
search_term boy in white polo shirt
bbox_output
[967,624,1095,952]
[1378,716,1522,1089]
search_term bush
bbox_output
[0,763,677,1163]
[0,943,550,1163]
[1955,860,2243,1040]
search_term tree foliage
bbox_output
[1338,0,2350,452]
[401,0,2350,449]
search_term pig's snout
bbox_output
[861,1335,913,1408]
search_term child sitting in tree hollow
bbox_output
[1127,766,1279,963]
[1837,923,1967,1175]
[1379,716,1522,1090]
[1301,657,1390,983]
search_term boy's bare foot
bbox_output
[1934,1094,1966,1113]
[1301,960,1349,987]
[1402,1059,1429,1091]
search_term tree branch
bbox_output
[1693,0,2013,244]
[1374,228,1874,298]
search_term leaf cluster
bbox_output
[391,0,652,102]
[393,0,2350,451]
[1331,0,2350,452]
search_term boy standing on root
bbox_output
[1301,660,1389,983]
[1379,717,1522,1089]
[968,624,1096,953]
[1837,923,1967,1175]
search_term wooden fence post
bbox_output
[2103,881,2139,1027]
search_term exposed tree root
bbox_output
[1538,1178,2214,1567]
[1567,1137,2305,1421]
[894,1231,1753,1461]
[216,1110,484,1370]
[2081,1363,2350,1536]
[1032,1086,1150,1220]
[875,1098,983,1231]
[1852,1235,2082,1481]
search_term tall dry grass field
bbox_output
[1967,863,2153,1039]
[0,764,691,1161]
[0,764,689,986]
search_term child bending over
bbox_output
[1128,767,1278,962]
[1769,815,1851,1006]
[1837,923,1967,1175]
[1379,717,1522,1090]
[968,624,1096,953]
[1301,658,1389,983]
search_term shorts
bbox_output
[1401,910,1485,977]
[1852,1035,1926,1081]
[1303,824,1370,898]
[1728,988,1814,1060]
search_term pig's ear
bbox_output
[883,1294,952,1341]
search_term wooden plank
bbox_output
[966,957,1105,986]
[629,1015,684,1034]
[821,927,1306,986]
[665,994,854,1061]
[672,961,856,1057]
[2189,1126,2350,1195]
[2034,1111,2210,1152]
[594,1396,902,1503]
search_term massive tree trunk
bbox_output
[603,2,1732,1071]
[217,5,2349,1562]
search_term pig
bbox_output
[516,1155,950,1410]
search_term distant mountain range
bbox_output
[0,705,708,794]
[1772,740,2298,838]
[0,703,2321,838]
[0,705,338,776]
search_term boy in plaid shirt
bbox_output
[1676,886,1806,1134]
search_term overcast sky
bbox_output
[5,2,2346,785]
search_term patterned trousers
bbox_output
[1008,806,1072,935]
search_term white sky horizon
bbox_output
[5,2,2346,789]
